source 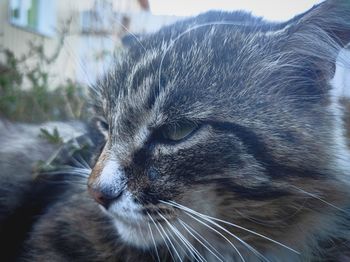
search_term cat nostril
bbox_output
[88,186,124,209]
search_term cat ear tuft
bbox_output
[284,0,350,63]
[289,0,350,47]
[281,0,350,89]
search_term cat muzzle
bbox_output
[88,185,124,209]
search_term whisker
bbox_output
[185,211,246,262]
[158,211,206,262]
[233,198,308,227]
[153,207,193,261]
[107,16,147,52]
[41,166,91,177]
[164,200,300,255]
[134,219,156,261]
[164,227,193,262]
[157,218,182,262]
[63,39,94,87]
[179,219,225,262]
[147,213,177,261]
[147,220,161,262]
[195,216,270,262]
[178,204,270,262]
[73,154,91,170]
[70,158,85,169]
[202,224,268,261]
[32,178,87,187]
[290,185,347,213]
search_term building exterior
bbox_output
[0,0,151,88]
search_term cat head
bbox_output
[88,0,350,259]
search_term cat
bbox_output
[1,0,350,261]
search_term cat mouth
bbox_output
[96,194,178,248]
[103,205,177,248]
[97,191,176,225]
[104,202,175,225]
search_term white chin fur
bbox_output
[99,190,164,248]
[111,214,167,249]
[113,219,152,248]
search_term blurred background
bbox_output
[0,0,322,122]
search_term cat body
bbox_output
[1,1,350,261]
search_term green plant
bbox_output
[39,127,63,144]
[0,17,89,122]
[0,45,88,122]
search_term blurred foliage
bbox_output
[39,127,63,145]
[0,30,89,123]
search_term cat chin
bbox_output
[112,219,154,248]
[96,190,164,249]
[97,206,152,248]
[108,210,166,249]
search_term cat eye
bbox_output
[158,121,198,142]
[96,117,109,136]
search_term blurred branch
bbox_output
[0,16,88,122]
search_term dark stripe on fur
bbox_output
[198,177,290,200]
[209,121,325,179]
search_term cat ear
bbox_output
[282,0,350,96]
[286,0,350,47]
[282,1,350,171]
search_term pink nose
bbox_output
[88,185,124,208]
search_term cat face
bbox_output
[88,1,350,258]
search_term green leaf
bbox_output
[39,127,63,144]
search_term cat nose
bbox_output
[88,185,124,209]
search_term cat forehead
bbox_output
[98,10,320,132]
[109,28,277,108]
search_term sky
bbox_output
[149,0,324,21]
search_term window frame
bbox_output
[8,0,56,37]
